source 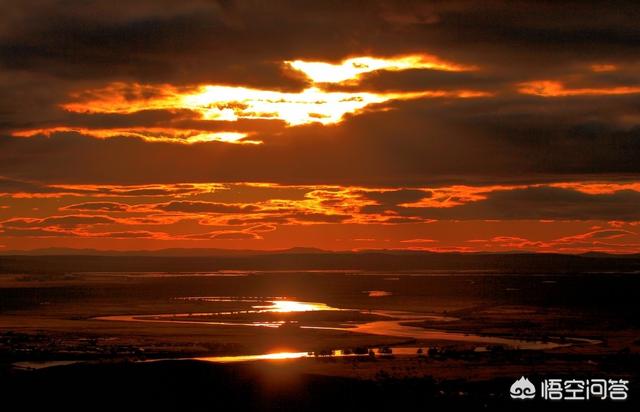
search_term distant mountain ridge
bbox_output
[0,246,329,257]
[1,246,638,258]
[1,248,639,274]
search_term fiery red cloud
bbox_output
[1,180,639,253]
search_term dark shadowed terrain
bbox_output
[2,249,640,273]
[1,252,639,411]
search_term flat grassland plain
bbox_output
[1,253,639,411]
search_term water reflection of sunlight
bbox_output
[259,300,338,313]
[195,347,430,364]
[197,351,308,363]
[175,297,339,313]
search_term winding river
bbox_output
[95,298,597,351]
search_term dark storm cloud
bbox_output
[583,229,634,240]
[0,177,54,195]
[29,111,288,136]
[60,110,196,130]
[0,226,162,239]
[0,227,77,238]
[3,0,639,87]
[325,69,506,93]
[2,91,640,186]
[375,187,640,221]
[387,1,640,69]
[225,216,290,226]
[2,215,117,229]
[62,202,132,212]
[357,189,431,207]
[153,200,259,213]
[281,212,349,224]
[186,230,260,240]
[0,0,309,88]
[89,230,160,239]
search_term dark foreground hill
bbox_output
[3,360,637,412]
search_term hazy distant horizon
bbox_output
[2,245,639,256]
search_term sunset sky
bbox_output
[1,0,640,253]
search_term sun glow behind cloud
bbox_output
[46,54,489,132]
[59,84,488,128]
[10,54,489,145]
[286,54,474,83]
[180,85,473,125]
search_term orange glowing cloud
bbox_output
[3,179,640,253]
[286,54,475,84]
[54,55,489,128]
[60,83,489,127]
[47,183,224,198]
[549,182,640,195]
[397,185,524,208]
[12,127,255,144]
[471,227,639,254]
[182,85,429,125]
[518,80,640,97]
[61,82,187,114]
